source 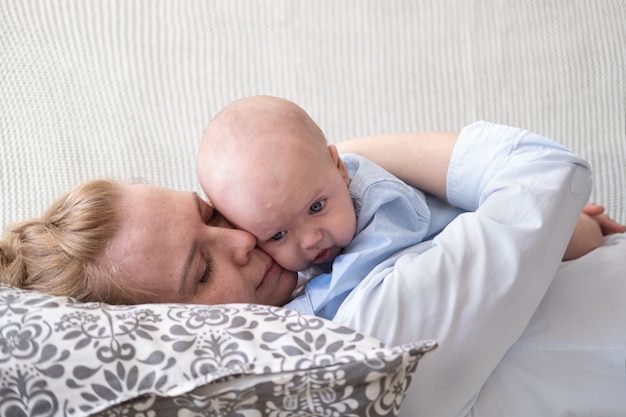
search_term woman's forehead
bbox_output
[110,185,196,297]
[119,185,198,239]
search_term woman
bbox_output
[1,121,625,416]
[0,180,299,306]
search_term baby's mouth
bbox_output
[312,248,332,264]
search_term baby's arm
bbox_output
[563,203,625,260]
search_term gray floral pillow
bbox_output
[0,284,436,417]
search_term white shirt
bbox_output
[333,121,611,416]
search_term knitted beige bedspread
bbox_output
[1,1,624,228]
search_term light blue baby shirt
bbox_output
[284,153,463,319]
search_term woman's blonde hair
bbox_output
[0,179,145,304]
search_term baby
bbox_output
[198,95,441,318]
[198,95,620,319]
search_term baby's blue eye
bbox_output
[271,231,287,241]
[310,200,325,213]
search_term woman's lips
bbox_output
[258,260,280,289]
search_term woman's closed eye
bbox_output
[193,193,216,284]
[199,257,212,284]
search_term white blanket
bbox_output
[473,234,626,416]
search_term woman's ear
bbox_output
[328,144,350,186]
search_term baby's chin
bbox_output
[269,255,309,273]
[276,247,343,274]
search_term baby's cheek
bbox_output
[267,246,304,271]
[276,249,297,269]
[256,241,273,255]
[258,243,285,263]
[339,225,356,247]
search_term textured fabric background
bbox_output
[1,0,625,229]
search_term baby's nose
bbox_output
[299,229,322,250]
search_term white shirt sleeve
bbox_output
[333,121,592,417]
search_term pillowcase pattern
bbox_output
[0,284,436,417]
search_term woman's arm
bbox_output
[339,131,624,262]
[336,131,458,200]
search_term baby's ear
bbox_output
[328,145,350,186]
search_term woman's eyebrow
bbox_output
[179,192,202,295]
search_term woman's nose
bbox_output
[209,215,257,263]
[224,228,257,265]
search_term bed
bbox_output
[1,1,625,416]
